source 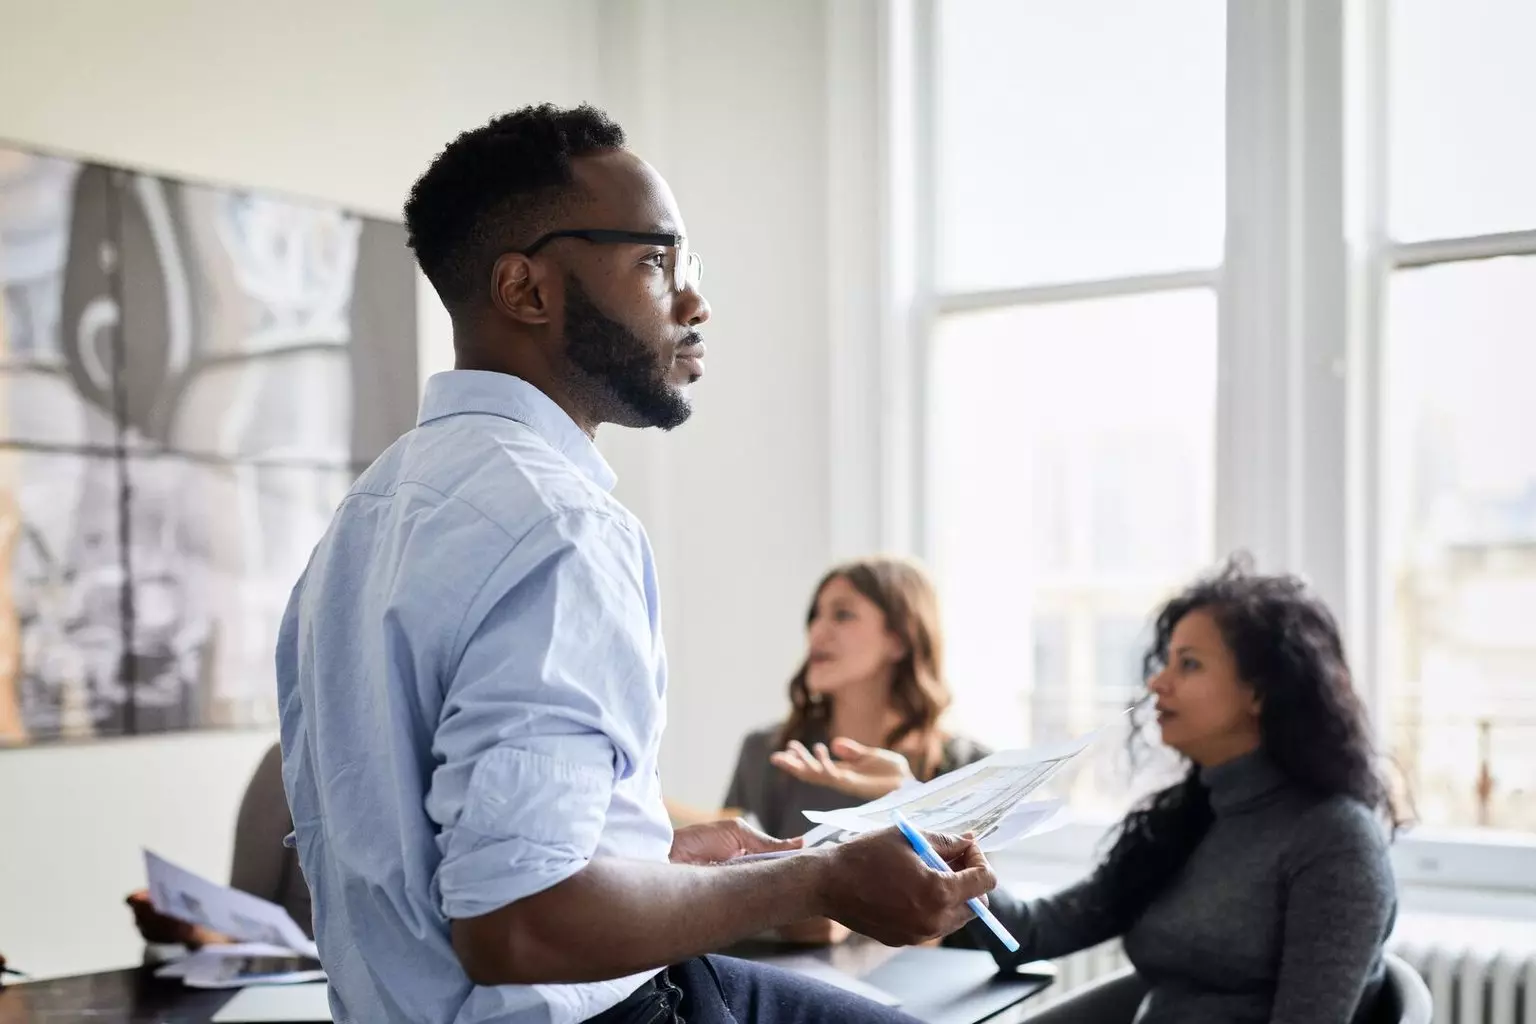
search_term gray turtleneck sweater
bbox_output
[971,752,1397,1024]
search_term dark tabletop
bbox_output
[0,967,231,1024]
[723,937,1054,1024]
[0,945,1050,1024]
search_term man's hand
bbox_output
[770,737,914,800]
[448,824,985,986]
[669,818,803,866]
[126,889,228,948]
[815,827,994,946]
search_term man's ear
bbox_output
[490,253,554,325]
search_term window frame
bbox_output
[1357,0,1536,882]
[853,0,1536,897]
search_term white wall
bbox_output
[591,0,848,808]
[0,0,606,388]
[0,732,279,979]
[0,0,867,977]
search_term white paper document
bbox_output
[211,981,333,1022]
[155,943,326,989]
[144,850,320,960]
[799,733,1092,850]
[972,798,1067,851]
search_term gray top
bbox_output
[977,751,1396,1024]
[724,724,991,840]
[230,743,312,938]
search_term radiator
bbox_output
[1018,937,1536,1024]
[1391,941,1536,1024]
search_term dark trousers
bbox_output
[585,955,922,1024]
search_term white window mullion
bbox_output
[1219,0,1351,618]
[880,0,935,561]
[1344,0,1392,740]
[826,0,930,560]
[1220,0,1295,580]
[906,0,940,560]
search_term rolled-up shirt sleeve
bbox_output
[427,508,660,920]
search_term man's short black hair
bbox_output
[404,103,626,311]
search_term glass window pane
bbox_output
[1381,257,1536,831]
[937,0,1225,292]
[929,289,1217,814]
[1030,613,1071,744]
[1094,616,1149,701]
[1390,0,1536,241]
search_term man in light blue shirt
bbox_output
[276,103,995,1024]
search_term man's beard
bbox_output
[564,277,694,431]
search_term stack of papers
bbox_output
[157,944,326,989]
[144,850,323,989]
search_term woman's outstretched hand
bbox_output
[769,737,915,800]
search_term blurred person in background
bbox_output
[951,560,1403,1023]
[725,556,991,944]
[126,742,310,950]
[812,559,1403,1020]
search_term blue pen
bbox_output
[891,810,1020,954]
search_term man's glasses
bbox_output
[519,229,703,293]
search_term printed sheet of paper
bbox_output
[800,732,1092,848]
[156,943,326,989]
[211,982,333,1022]
[974,798,1066,851]
[144,850,319,959]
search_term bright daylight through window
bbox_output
[926,0,1536,835]
[928,0,1224,817]
[1380,0,1536,831]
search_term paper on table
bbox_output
[144,850,319,959]
[155,944,326,989]
[211,981,333,1022]
[157,943,293,978]
[800,732,1094,847]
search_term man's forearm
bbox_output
[452,853,829,986]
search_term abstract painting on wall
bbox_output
[0,145,419,745]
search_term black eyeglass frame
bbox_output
[517,229,702,291]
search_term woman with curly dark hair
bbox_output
[946,559,1404,1023]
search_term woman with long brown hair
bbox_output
[723,556,988,842]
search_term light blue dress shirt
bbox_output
[276,370,674,1024]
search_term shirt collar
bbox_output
[417,370,617,492]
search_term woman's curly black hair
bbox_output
[1095,556,1408,930]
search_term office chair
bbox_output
[1372,952,1434,1024]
